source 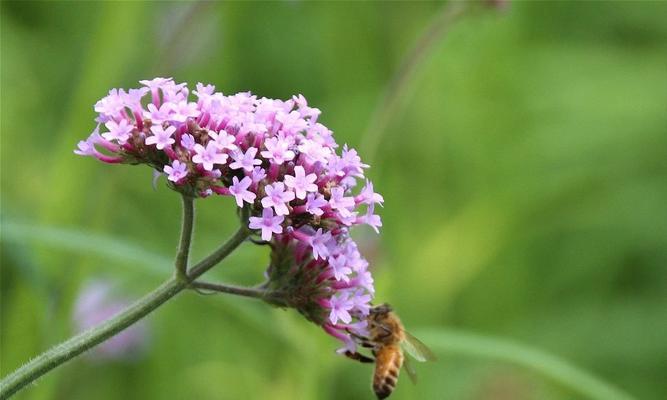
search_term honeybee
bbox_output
[344,303,437,399]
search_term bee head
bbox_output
[371,303,393,315]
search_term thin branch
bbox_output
[175,194,195,281]
[0,224,250,399]
[189,281,287,306]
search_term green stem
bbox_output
[0,225,250,399]
[190,281,287,306]
[175,194,194,281]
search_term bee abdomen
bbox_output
[373,347,403,399]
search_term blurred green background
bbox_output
[2,1,667,399]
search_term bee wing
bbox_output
[402,331,437,362]
[402,355,418,385]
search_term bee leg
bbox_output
[344,351,375,364]
[348,333,375,350]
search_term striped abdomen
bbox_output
[373,345,404,399]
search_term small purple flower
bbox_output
[284,166,318,200]
[103,119,134,143]
[230,147,262,172]
[261,182,295,216]
[250,166,267,183]
[310,228,334,260]
[328,254,352,282]
[261,136,295,165]
[293,93,321,121]
[327,292,354,324]
[94,89,125,119]
[276,110,308,135]
[169,101,200,123]
[74,137,97,156]
[349,289,372,315]
[354,270,375,294]
[356,180,384,206]
[139,77,172,90]
[249,208,284,241]
[193,142,228,171]
[208,130,237,151]
[228,176,256,207]
[360,203,382,233]
[180,133,196,150]
[304,193,328,216]
[146,125,176,150]
[144,103,172,124]
[329,187,355,217]
[298,139,332,164]
[164,160,188,183]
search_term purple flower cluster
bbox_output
[75,78,383,352]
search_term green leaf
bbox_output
[3,220,171,276]
[416,328,636,400]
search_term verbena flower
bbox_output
[75,78,384,353]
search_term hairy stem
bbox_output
[175,194,194,281]
[0,225,249,399]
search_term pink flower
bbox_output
[360,203,382,233]
[192,142,228,171]
[329,187,355,217]
[169,101,200,123]
[180,134,196,150]
[276,110,308,135]
[94,89,126,119]
[249,208,284,241]
[228,176,256,207]
[208,130,237,151]
[261,137,295,165]
[356,180,384,206]
[250,167,267,183]
[326,292,354,324]
[229,147,262,172]
[144,103,172,124]
[103,119,134,143]
[146,125,176,150]
[164,160,188,183]
[298,139,332,164]
[328,254,352,282]
[310,228,333,260]
[284,166,318,200]
[261,182,295,216]
[305,193,328,216]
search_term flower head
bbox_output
[75,79,383,355]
